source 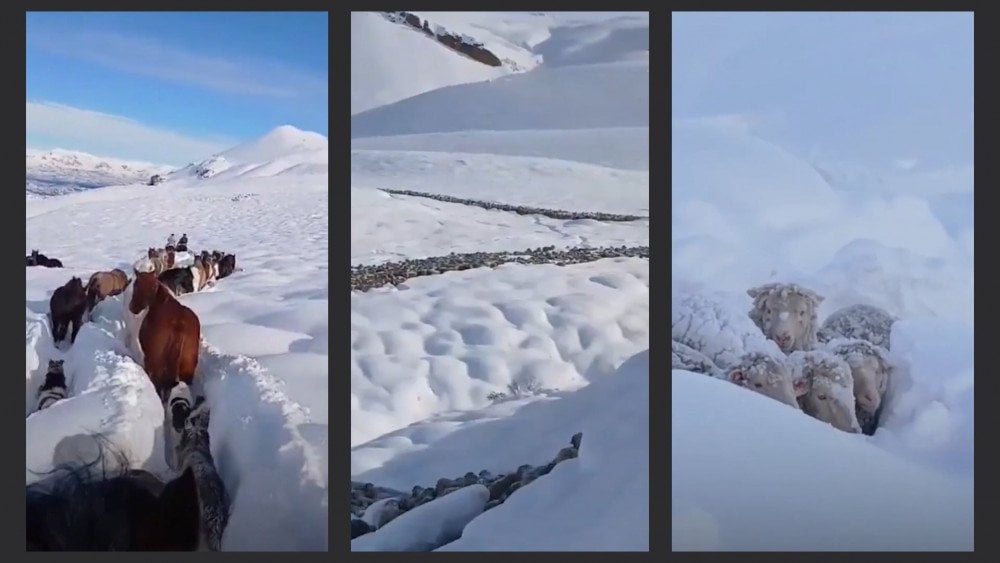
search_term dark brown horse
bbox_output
[86,269,129,314]
[49,277,87,345]
[128,270,200,401]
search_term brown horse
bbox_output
[147,248,176,276]
[86,269,129,314]
[128,270,200,401]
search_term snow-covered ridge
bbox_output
[172,125,328,181]
[381,11,537,72]
[26,148,174,196]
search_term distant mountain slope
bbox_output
[25,148,173,196]
[173,125,328,181]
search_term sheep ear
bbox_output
[728,370,747,386]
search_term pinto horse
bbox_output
[128,270,200,401]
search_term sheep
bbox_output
[671,339,725,378]
[747,282,825,353]
[789,350,862,433]
[673,291,785,370]
[824,338,893,435]
[724,352,807,409]
[817,303,896,350]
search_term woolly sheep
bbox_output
[671,339,725,378]
[673,291,785,371]
[817,303,896,350]
[725,352,807,409]
[789,350,862,433]
[825,338,893,435]
[747,283,825,353]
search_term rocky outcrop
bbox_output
[381,11,503,67]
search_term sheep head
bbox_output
[828,339,892,414]
[727,353,803,409]
[747,283,824,353]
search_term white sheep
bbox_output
[824,338,893,435]
[817,303,896,350]
[673,291,785,370]
[671,339,725,378]
[725,352,807,409]
[789,350,861,433]
[747,282,825,353]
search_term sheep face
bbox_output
[799,365,862,434]
[727,355,805,409]
[846,353,888,413]
[748,284,823,353]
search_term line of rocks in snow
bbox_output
[352,245,649,292]
[350,432,583,541]
[380,188,648,222]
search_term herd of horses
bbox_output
[28,242,239,551]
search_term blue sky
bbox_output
[27,12,328,166]
[672,12,973,172]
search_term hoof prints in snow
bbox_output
[350,432,583,543]
[380,188,648,221]
[351,245,649,292]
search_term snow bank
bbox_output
[352,484,489,551]
[672,370,972,551]
[439,350,648,551]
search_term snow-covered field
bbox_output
[672,13,973,551]
[352,11,649,551]
[26,126,328,551]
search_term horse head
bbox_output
[128,271,159,315]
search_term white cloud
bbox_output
[894,158,919,170]
[28,29,326,100]
[26,101,237,166]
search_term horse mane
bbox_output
[26,438,142,550]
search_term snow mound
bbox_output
[439,349,648,551]
[175,125,327,182]
[672,370,972,550]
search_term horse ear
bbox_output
[157,466,200,549]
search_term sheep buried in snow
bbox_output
[789,350,861,433]
[817,303,896,350]
[673,291,785,371]
[671,339,725,378]
[747,283,825,353]
[725,352,807,409]
[824,338,893,435]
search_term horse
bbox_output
[86,269,129,316]
[191,256,215,292]
[26,456,201,550]
[159,267,195,296]
[147,248,176,276]
[49,277,87,346]
[36,360,68,412]
[176,403,230,551]
[27,250,63,268]
[128,270,201,402]
[217,254,236,279]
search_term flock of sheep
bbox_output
[672,282,896,435]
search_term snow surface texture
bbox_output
[26,126,328,551]
[352,12,649,551]
[672,13,972,550]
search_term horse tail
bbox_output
[168,326,196,389]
